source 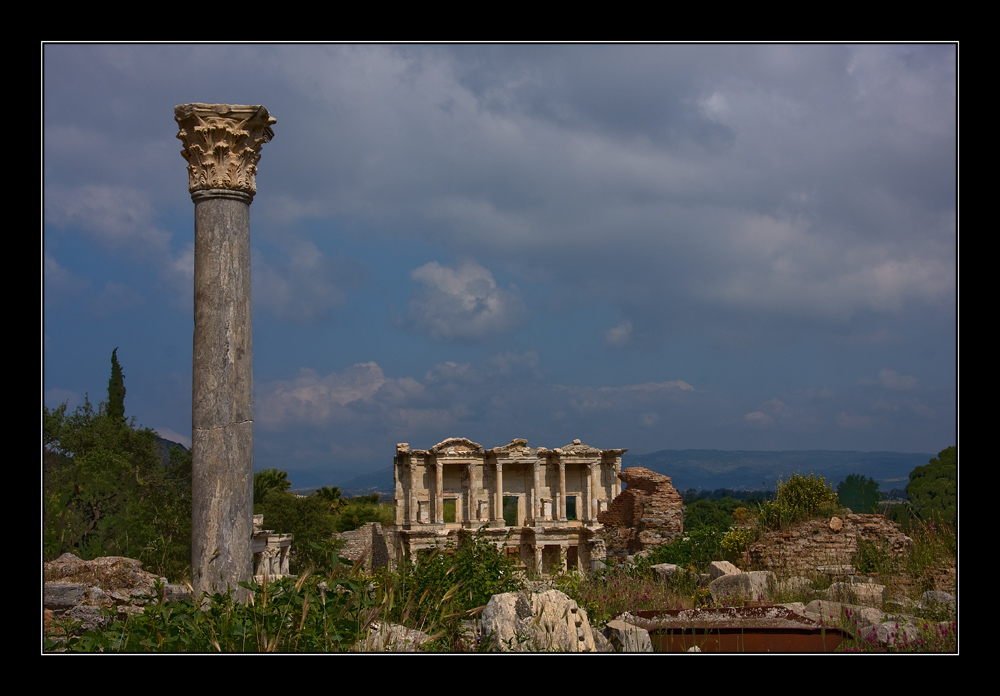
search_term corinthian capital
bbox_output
[174,103,276,196]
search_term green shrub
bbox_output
[254,491,338,574]
[333,497,394,533]
[906,447,956,525]
[837,474,882,514]
[757,472,837,529]
[49,570,382,653]
[362,527,522,651]
[853,538,896,576]
[639,527,726,572]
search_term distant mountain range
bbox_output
[332,449,933,498]
[626,449,932,493]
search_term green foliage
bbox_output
[49,571,383,653]
[720,527,753,556]
[106,348,126,422]
[906,446,956,525]
[640,526,726,572]
[853,538,897,576]
[756,472,838,529]
[254,490,338,574]
[314,486,344,515]
[400,528,522,617]
[43,397,192,581]
[554,566,679,627]
[332,496,394,533]
[838,474,882,514]
[684,496,746,532]
[253,468,292,504]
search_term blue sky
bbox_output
[43,44,957,489]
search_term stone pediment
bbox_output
[430,437,484,455]
[556,438,600,455]
[492,438,535,456]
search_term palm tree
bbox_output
[254,468,291,503]
[315,486,344,515]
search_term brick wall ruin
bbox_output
[749,514,913,577]
[598,467,684,556]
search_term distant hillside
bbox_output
[325,450,932,499]
[336,467,395,498]
[625,450,932,493]
[155,437,188,466]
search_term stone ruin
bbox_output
[335,522,393,571]
[252,514,292,582]
[393,437,627,574]
[597,466,684,557]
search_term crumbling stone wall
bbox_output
[598,467,683,556]
[335,522,394,571]
[750,514,913,578]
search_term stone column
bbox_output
[585,463,595,522]
[558,461,567,522]
[495,461,504,526]
[532,461,541,524]
[468,462,477,523]
[435,461,444,524]
[176,103,275,598]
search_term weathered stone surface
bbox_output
[920,590,956,618]
[482,590,596,652]
[709,560,741,578]
[709,570,776,604]
[44,583,87,609]
[354,622,431,652]
[598,467,683,556]
[857,621,921,647]
[776,576,813,596]
[43,554,189,641]
[827,581,886,607]
[651,563,690,583]
[602,619,653,652]
[335,522,393,572]
[803,599,884,628]
[750,514,911,578]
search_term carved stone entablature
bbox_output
[430,437,484,455]
[174,103,276,196]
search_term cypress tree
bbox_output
[107,348,126,422]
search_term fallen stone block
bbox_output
[602,619,653,653]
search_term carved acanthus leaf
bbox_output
[175,103,276,195]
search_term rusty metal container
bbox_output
[624,606,847,653]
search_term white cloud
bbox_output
[605,320,633,347]
[44,252,90,307]
[46,184,170,257]
[46,184,193,296]
[257,362,391,429]
[877,368,918,391]
[406,260,525,341]
[744,411,773,427]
